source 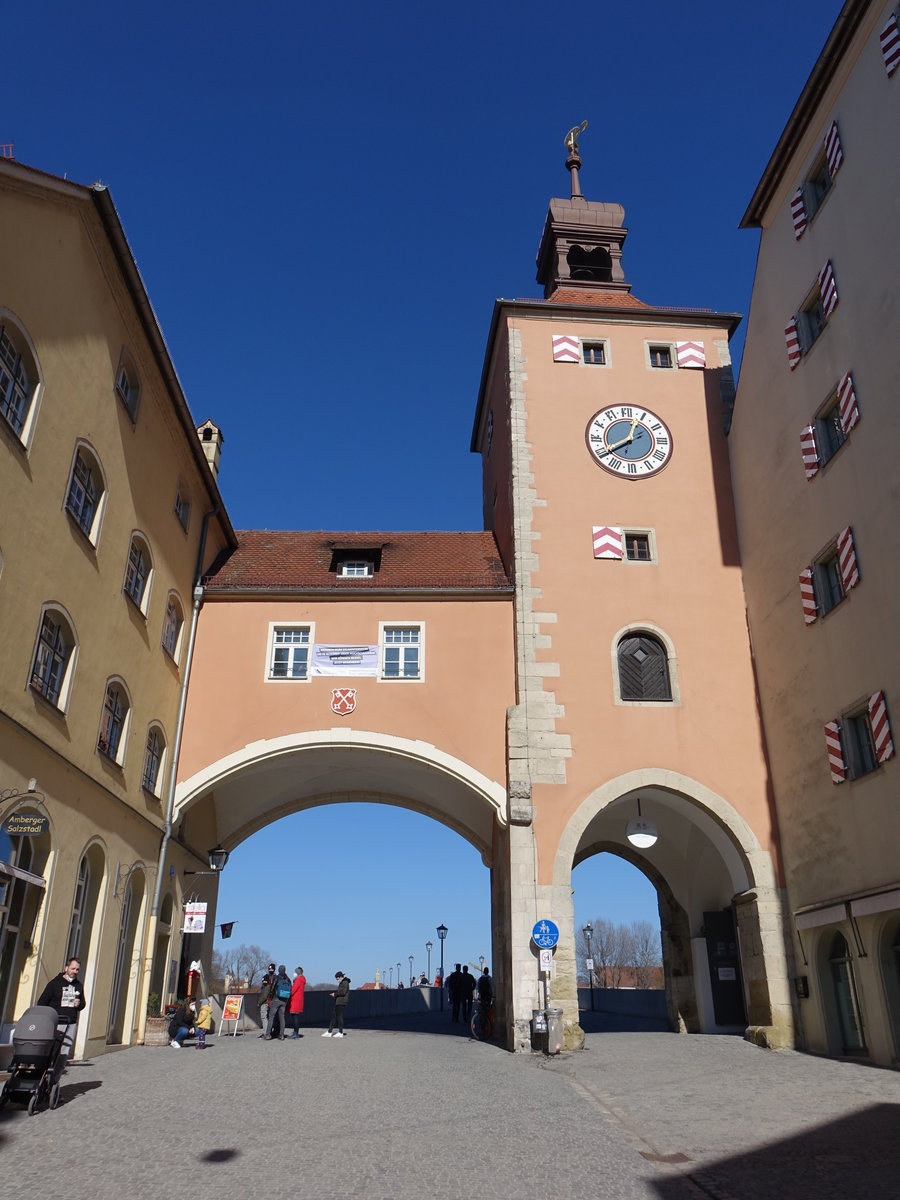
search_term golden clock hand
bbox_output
[599,419,639,457]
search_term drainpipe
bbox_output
[136,507,218,1040]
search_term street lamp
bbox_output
[389,966,393,988]
[409,955,414,986]
[583,922,595,1012]
[397,961,402,990]
[479,955,485,973]
[426,940,433,982]
[437,923,447,1011]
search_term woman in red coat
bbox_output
[288,966,306,1038]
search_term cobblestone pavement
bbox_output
[1,1013,898,1199]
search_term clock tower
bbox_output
[473,129,795,1052]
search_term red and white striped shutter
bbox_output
[785,318,801,369]
[837,371,860,434]
[880,15,900,76]
[868,690,895,763]
[800,426,819,479]
[837,525,860,590]
[823,121,843,177]
[592,526,623,559]
[819,259,839,317]
[675,341,706,369]
[799,567,818,624]
[824,720,847,783]
[790,187,808,238]
[552,334,580,363]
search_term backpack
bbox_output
[275,975,292,1001]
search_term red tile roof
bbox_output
[204,530,511,594]
[545,288,650,308]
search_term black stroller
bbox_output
[0,1005,70,1115]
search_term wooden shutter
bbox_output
[790,187,808,238]
[800,426,819,479]
[824,720,846,783]
[818,260,839,318]
[868,691,895,763]
[785,318,801,369]
[880,15,900,76]
[552,334,580,363]
[823,121,843,177]
[675,341,705,368]
[799,567,818,624]
[837,526,860,591]
[837,371,860,434]
[592,526,623,559]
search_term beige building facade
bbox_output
[0,160,234,1057]
[732,0,900,1067]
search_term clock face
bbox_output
[585,405,673,478]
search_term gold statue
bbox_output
[565,121,588,155]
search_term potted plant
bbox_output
[143,992,170,1047]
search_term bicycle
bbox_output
[470,996,493,1040]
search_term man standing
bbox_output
[460,965,475,1024]
[323,971,350,1038]
[37,956,87,1066]
[265,965,291,1040]
[446,963,463,1023]
[258,962,276,1037]
[476,966,494,1038]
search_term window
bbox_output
[381,624,422,681]
[174,484,190,532]
[648,345,673,369]
[806,157,832,217]
[65,443,106,545]
[115,352,140,421]
[625,534,651,562]
[798,289,828,352]
[338,560,374,578]
[268,626,311,680]
[487,409,493,455]
[98,680,130,765]
[123,535,153,614]
[30,607,77,710]
[583,341,608,366]
[617,633,672,701]
[813,548,845,616]
[842,710,877,780]
[66,854,92,962]
[0,320,38,442]
[162,593,185,661]
[815,398,846,465]
[142,725,166,796]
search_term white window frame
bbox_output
[28,603,79,714]
[97,676,132,767]
[174,479,191,533]
[141,722,168,798]
[0,309,43,452]
[161,592,186,664]
[378,621,425,683]
[797,285,828,355]
[338,560,374,578]
[265,622,315,683]
[644,341,676,370]
[581,338,611,368]
[114,349,140,422]
[123,532,153,616]
[64,440,107,547]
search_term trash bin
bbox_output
[545,1008,564,1055]
[531,1008,548,1053]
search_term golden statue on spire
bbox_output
[564,120,588,156]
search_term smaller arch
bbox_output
[29,602,79,713]
[162,590,185,664]
[818,928,867,1056]
[141,720,168,798]
[123,530,154,616]
[97,675,133,767]
[878,916,900,1059]
[114,347,141,421]
[0,308,43,449]
[64,439,108,547]
[0,802,54,1026]
[611,621,680,706]
[65,838,107,963]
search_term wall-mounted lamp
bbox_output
[626,798,658,849]
[185,845,231,876]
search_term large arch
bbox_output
[543,769,794,1048]
[175,729,508,864]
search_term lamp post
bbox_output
[426,940,433,982]
[437,923,447,1011]
[389,966,393,988]
[397,961,402,990]
[479,955,485,973]
[583,922,595,1012]
[409,955,414,986]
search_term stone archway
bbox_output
[548,770,795,1049]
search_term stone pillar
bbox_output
[735,885,797,1049]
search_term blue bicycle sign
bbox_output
[532,919,559,949]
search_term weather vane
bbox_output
[564,120,588,199]
[564,120,588,156]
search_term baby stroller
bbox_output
[0,1005,70,1115]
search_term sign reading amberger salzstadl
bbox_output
[311,644,379,676]
[2,812,49,837]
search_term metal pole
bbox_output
[440,939,444,1010]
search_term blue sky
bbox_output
[5,2,841,985]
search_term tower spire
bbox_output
[564,121,588,201]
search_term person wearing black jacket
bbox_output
[37,956,87,1065]
[460,965,476,1023]
[323,971,350,1037]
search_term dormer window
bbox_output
[338,560,374,578]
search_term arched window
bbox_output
[826,930,867,1054]
[617,632,672,701]
[0,312,42,447]
[142,723,167,797]
[114,349,140,421]
[98,678,131,766]
[162,592,185,662]
[880,918,900,1060]
[30,605,78,711]
[123,532,153,615]
[64,441,107,546]
[0,809,51,1025]
[66,842,105,964]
